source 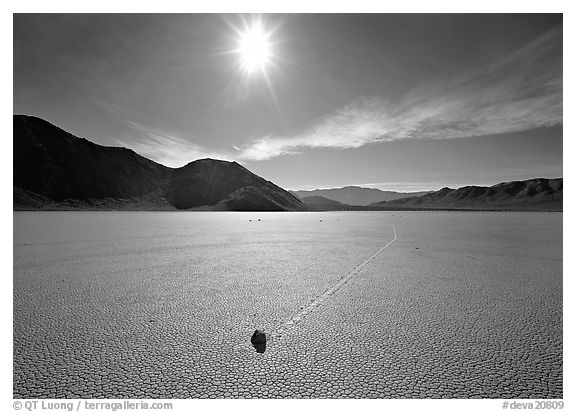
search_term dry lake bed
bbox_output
[13,211,562,398]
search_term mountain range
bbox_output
[370,178,562,211]
[290,187,431,206]
[296,195,349,210]
[13,115,562,212]
[13,115,304,211]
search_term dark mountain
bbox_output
[165,159,304,211]
[13,115,305,211]
[14,114,169,202]
[370,178,562,211]
[290,186,431,206]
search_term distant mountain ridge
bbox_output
[298,195,345,206]
[13,115,562,212]
[297,195,348,211]
[290,186,431,206]
[13,115,305,211]
[370,178,562,211]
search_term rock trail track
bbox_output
[240,225,397,350]
[270,224,397,344]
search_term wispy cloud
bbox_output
[236,25,562,161]
[92,99,232,167]
[116,120,233,167]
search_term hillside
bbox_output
[298,195,351,211]
[371,178,562,211]
[13,115,305,211]
[300,196,346,206]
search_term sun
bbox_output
[235,21,274,76]
[222,15,284,111]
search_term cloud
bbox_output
[92,99,233,167]
[115,119,233,168]
[236,25,562,161]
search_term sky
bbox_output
[13,13,562,191]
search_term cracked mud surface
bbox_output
[14,211,562,398]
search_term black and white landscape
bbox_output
[14,115,305,211]
[14,115,562,212]
[13,13,562,400]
